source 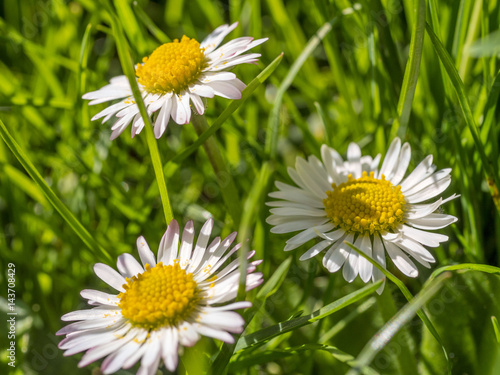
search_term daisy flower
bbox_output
[57,219,263,374]
[83,22,267,140]
[267,138,457,291]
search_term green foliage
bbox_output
[0,0,499,374]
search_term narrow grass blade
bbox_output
[0,118,111,262]
[211,256,293,374]
[346,241,451,374]
[265,17,338,159]
[425,22,500,214]
[133,2,171,43]
[234,280,382,352]
[346,273,451,375]
[231,344,380,375]
[390,0,426,139]
[429,263,500,280]
[492,316,500,344]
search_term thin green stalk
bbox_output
[236,162,273,300]
[390,0,426,139]
[191,114,241,226]
[103,1,174,225]
[0,118,111,262]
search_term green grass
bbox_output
[1,0,500,374]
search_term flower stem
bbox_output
[144,122,174,225]
[191,114,241,226]
[104,4,174,225]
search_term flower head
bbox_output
[267,138,457,291]
[58,219,263,374]
[83,22,267,139]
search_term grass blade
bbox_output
[425,22,500,214]
[346,273,451,375]
[0,118,111,262]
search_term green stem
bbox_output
[0,118,111,263]
[104,2,174,225]
[144,123,174,224]
[191,114,241,226]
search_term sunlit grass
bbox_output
[0,0,500,374]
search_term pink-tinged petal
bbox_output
[158,220,180,264]
[136,236,156,268]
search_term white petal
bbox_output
[407,213,457,230]
[200,22,239,54]
[154,95,173,138]
[161,328,179,372]
[116,253,144,278]
[400,225,448,247]
[379,138,401,180]
[93,263,126,292]
[205,80,244,99]
[347,142,362,178]
[322,240,349,272]
[80,290,119,306]
[400,155,434,191]
[384,241,419,277]
[137,236,156,268]
[391,142,411,185]
[357,235,373,283]
[342,234,359,282]
[179,221,195,267]
[188,218,214,273]
[158,220,180,264]
[284,223,335,251]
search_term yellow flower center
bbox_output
[118,262,200,330]
[136,36,207,94]
[323,171,406,235]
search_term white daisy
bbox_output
[83,22,267,140]
[57,219,263,374]
[267,138,458,291]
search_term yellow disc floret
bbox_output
[118,262,200,330]
[136,36,206,94]
[323,171,406,235]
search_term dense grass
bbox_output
[1,0,500,374]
